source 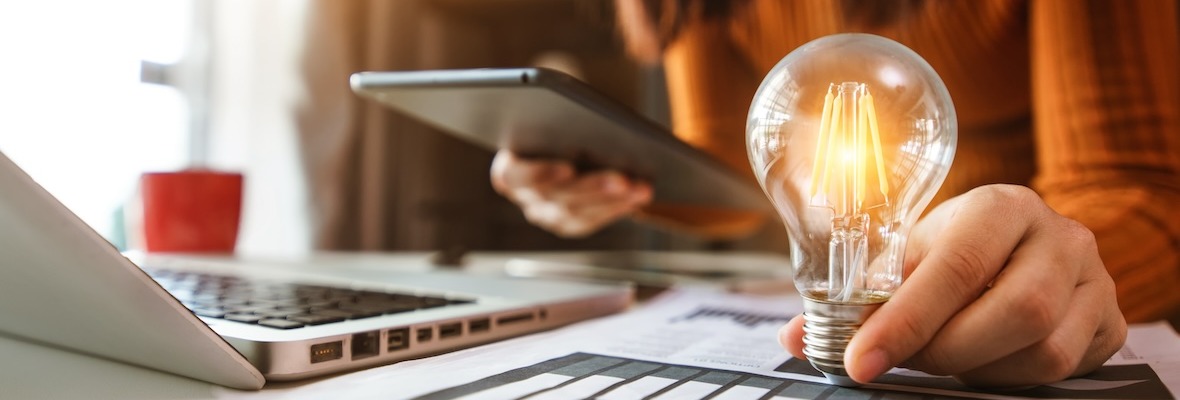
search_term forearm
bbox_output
[1031,0,1180,323]
[1040,179,1180,322]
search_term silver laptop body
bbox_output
[0,150,632,390]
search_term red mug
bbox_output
[140,170,243,253]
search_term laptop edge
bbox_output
[0,150,259,390]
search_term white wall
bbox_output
[205,0,312,258]
[0,0,313,258]
[0,1,190,244]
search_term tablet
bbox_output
[349,68,771,212]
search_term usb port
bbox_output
[310,341,343,363]
[352,331,380,360]
[438,322,462,339]
[469,318,490,334]
[387,327,410,352]
[416,327,433,343]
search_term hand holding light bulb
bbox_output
[778,184,1127,387]
[748,34,1125,387]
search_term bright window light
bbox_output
[0,0,191,244]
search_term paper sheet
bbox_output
[216,289,1180,400]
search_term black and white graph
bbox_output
[410,304,1173,400]
[412,352,945,400]
[413,352,1172,400]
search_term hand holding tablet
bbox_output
[349,68,771,215]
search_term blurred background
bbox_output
[0,0,781,259]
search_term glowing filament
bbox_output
[809,83,889,214]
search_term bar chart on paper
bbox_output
[410,304,1173,400]
[412,351,1173,400]
[410,352,922,400]
[410,305,919,400]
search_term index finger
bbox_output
[843,186,1039,383]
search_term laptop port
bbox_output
[496,312,535,326]
[438,322,462,339]
[416,327,433,343]
[469,318,490,334]
[310,341,343,363]
[352,331,380,360]
[387,327,410,352]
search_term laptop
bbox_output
[0,149,633,390]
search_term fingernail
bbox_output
[849,348,890,383]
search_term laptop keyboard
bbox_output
[146,269,475,330]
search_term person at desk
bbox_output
[490,0,1180,389]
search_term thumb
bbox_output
[491,151,573,192]
[778,315,807,360]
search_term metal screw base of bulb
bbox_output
[801,298,883,387]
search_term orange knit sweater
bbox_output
[655,0,1180,322]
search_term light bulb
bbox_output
[746,33,957,385]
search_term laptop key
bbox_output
[349,301,417,314]
[288,314,346,325]
[215,298,248,307]
[303,300,339,309]
[308,309,354,319]
[224,313,264,324]
[192,307,226,318]
[256,307,306,319]
[258,319,305,329]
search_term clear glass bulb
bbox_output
[746,33,957,385]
